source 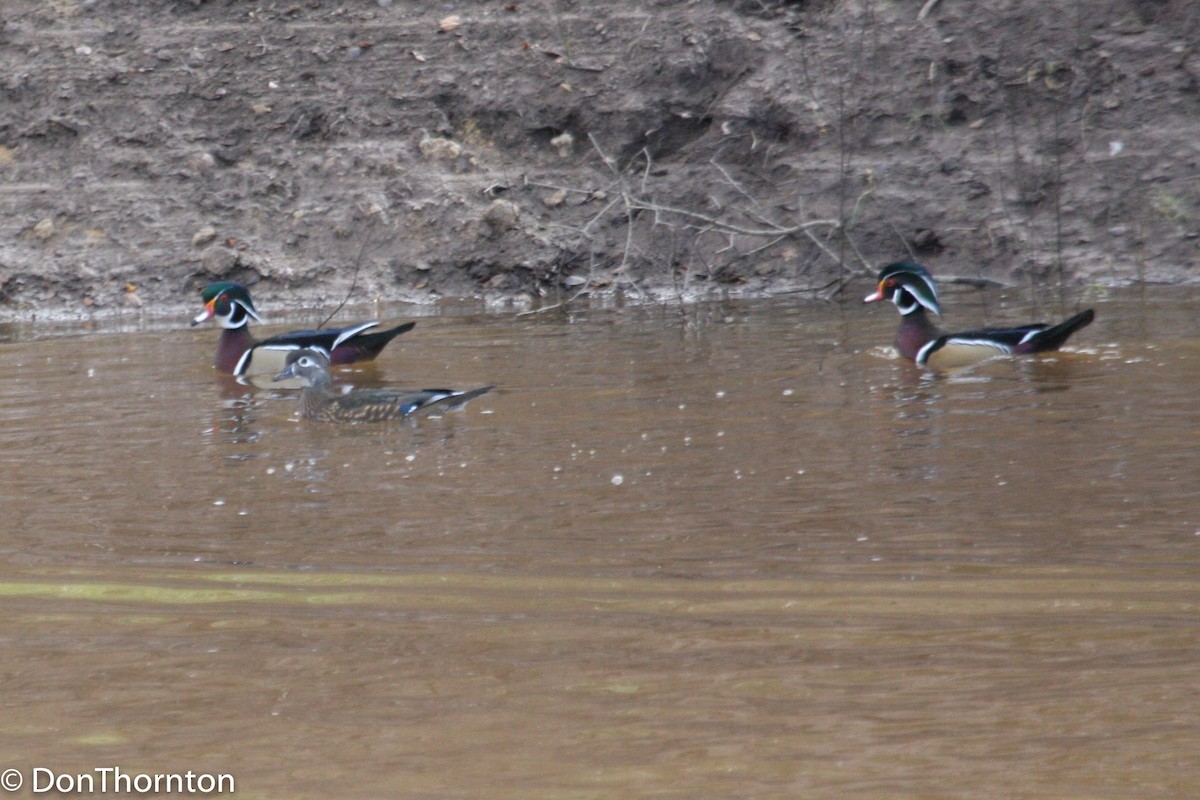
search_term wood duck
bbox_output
[863,262,1095,369]
[192,281,415,377]
[273,348,493,423]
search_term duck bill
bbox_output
[191,300,216,326]
[272,365,296,382]
[863,284,885,303]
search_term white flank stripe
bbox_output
[918,337,1012,367]
[944,337,1013,353]
[332,321,379,351]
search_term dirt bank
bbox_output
[1,0,1197,319]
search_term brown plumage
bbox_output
[272,348,492,423]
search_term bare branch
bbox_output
[625,200,839,238]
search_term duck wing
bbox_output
[917,309,1095,368]
[328,386,493,422]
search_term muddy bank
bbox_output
[1,0,1197,320]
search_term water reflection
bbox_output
[204,395,267,450]
[0,289,1197,798]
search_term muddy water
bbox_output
[1,288,1198,799]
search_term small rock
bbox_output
[418,135,462,160]
[550,131,574,157]
[483,199,519,230]
[191,225,218,247]
[439,15,461,32]
[187,151,217,173]
[542,189,567,208]
[33,219,55,240]
[201,247,238,277]
[910,228,943,252]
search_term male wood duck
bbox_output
[863,262,1095,369]
[192,281,415,377]
[273,348,493,423]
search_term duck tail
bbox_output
[358,321,417,352]
[335,321,417,361]
[403,386,494,416]
[1025,309,1095,352]
[436,385,494,412]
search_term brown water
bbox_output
[1,288,1198,799]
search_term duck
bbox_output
[192,281,415,377]
[272,348,493,423]
[863,261,1095,369]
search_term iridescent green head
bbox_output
[863,262,941,316]
[192,281,264,329]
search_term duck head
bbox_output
[192,281,264,329]
[863,262,941,317]
[272,347,332,388]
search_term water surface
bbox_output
[1,288,1197,798]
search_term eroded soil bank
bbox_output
[1,0,1197,319]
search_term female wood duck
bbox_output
[273,348,493,423]
[192,281,415,377]
[863,262,1095,369]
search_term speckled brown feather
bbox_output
[275,348,492,423]
[298,385,493,423]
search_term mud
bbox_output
[1,0,1197,319]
